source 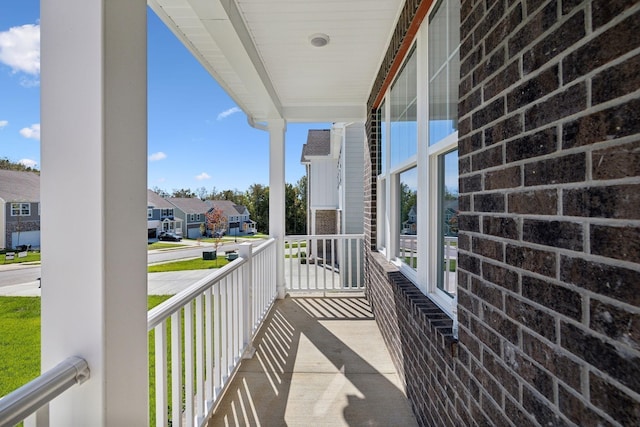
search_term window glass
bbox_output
[390,49,417,167]
[437,150,459,296]
[379,102,386,174]
[398,167,418,270]
[428,0,460,145]
[378,177,387,251]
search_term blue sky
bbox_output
[0,1,327,193]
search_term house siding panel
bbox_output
[343,124,365,234]
[364,1,640,426]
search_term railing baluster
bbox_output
[154,323,167,427]
[171,311,183,427]
[195,295,205,422]
[184,301,194,427]
[213,283,221,398]
[204,288,213,409]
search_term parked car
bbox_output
[213,230,225,238]
[158,231,182,242]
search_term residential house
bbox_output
[167,197,211,239]
[31,0,640,425]
[0,170,40,249]
[147,189,182,239]
[205,199,257,237]
[301,124,365,282]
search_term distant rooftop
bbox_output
[300,129,331,163]
[0,170,40,202]
[147,189,175,209]
[167,197,211,214]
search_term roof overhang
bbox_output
[148,0,405,124]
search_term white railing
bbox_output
[147,238,277,427]
[0,356,90,427]
[399,234,417,269]
[284,234,364,292]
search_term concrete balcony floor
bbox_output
[208,294,418,426]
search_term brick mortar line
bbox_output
[458,234,640,272]
[458,310,636,427]
[458,121,640,166]
[458,175,640,190]
[456,317,590,421]
[462,52,640,136]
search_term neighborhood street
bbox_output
[0,239,263,292]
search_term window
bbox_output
[148,209,153,219]
[11,203,30,216]
[376,0,460,321]
[161,208,174,218]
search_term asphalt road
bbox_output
[0,239,265,289]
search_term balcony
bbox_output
[0,235,417,426]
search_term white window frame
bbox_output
[147,208,153,219]
[376,0,459,321]
[11,202,30,216]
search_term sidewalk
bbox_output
[0,270,215,297]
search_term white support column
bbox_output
[268,119,287,299]
[41,0,148,425]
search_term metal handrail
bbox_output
[0,356,90,427]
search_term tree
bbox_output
[196,186,209,200]
[0,157,39,173]
[285,178,307,235]
[244,183,269,233]
[171,188,196,198]
[400,182,417,226]
[205,207,226,264]
[151,186,170,198]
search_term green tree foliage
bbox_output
[244,183,269,233]
[171,188,196,198]
[400,182,417,225]
[285,176,307,235]
[0,157,39,173]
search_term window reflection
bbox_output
[437,150,459,296]
[398,168,418,270]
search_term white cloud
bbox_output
[0,120,7,129]
[217,107,241,120]
[18,158,37,168]
[19,123,40,140]
[149,151,167,162]
[195,172,211,181]
[0,24,40,75]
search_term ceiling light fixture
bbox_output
[309,33,330,47]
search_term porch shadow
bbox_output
[208,295,418,426]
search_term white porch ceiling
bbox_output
[148,0,405,123]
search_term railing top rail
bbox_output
[284,234,365,239]
[0,356,89,427]
[252,237,275,256]
[147,256,248,330]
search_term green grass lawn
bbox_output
[1,251,41,264]
[148,256,231,273]
[0,295,172,424]
[148,242,188,250]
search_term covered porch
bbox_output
[0,0,415,425]
[208,294,416,426]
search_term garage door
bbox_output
[187,227,202,239]
[12,230,41,249]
